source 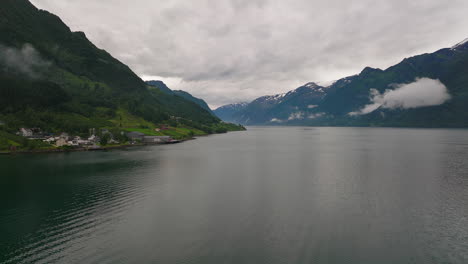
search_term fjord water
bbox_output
[1,127,468,264]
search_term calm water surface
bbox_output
[1,127,468,264]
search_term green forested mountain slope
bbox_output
[146,80,215,115]
[0,0,241,139]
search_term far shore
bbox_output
[0,129,246,156]
[0,140,185,155]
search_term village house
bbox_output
[41,132,78,147]
[126,131,145,142]
[55,137,68,147]
[59,132,69,141]
[109,138,119,144]
[43,137,56,144]
[88,134,99,143]
[68,136,88,146]
[142,136,171,144]
[28,128,47,140]
[68,139,79,146]
[18,128,33,137]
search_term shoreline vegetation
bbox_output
[0,107,246,155]
[0,126,245,155]
[0,140,169,155]
[0,101,247,155]
[0,0,246,155]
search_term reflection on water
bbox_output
[1,127,468,264]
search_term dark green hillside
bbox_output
[146,80,215,115]
[0,0,243,150]
[146,84,219,129]
[146,80,173,94]
[172,90,214,114]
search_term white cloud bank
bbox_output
[349,78,451,116]
[30,0,468,107]
[0,43,50,79]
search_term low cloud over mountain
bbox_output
[0,43,50,79]
[349,78,451,116]
[30,0,468,107]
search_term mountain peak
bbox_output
[146,80,167,86]
[146,80,173,94]
[304,82,320,88]
[451,38,468,50]
[215,102,248,111]
[360,67,383,75]
[293,82,327,94]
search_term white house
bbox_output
[142,136,171,144]
[19,128,33,137]
[43,137,56,144]
[55,138,68,147]
[59,132,69,140]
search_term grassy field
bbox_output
[0,130,53,151]
[125,126,206,139]
[108,109,207,139]
[0,106,245,151]
[109,109,156,129]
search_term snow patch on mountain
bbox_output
[215,102,248,111]
[288,112,305,120]
[317,80,337,87]
[308,112,326,119]
[305,82,319,88]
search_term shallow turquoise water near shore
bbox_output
[1,127,468,263]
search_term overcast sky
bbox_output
[31,0,468,108]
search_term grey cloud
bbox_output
[349,78,451,116]
[0,43,50,79]
[30,0,468,107]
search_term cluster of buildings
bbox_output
[42,133,103,147]
[17,128,175,147]
[17,128,114,148]
[126,131,173,144]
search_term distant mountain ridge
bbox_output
[231,82,335,125]
[213,102,249,123]
[217,38,468,127]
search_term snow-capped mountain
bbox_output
[215,37,468,127]
[213,102,249,122]
[229,82,334,125]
